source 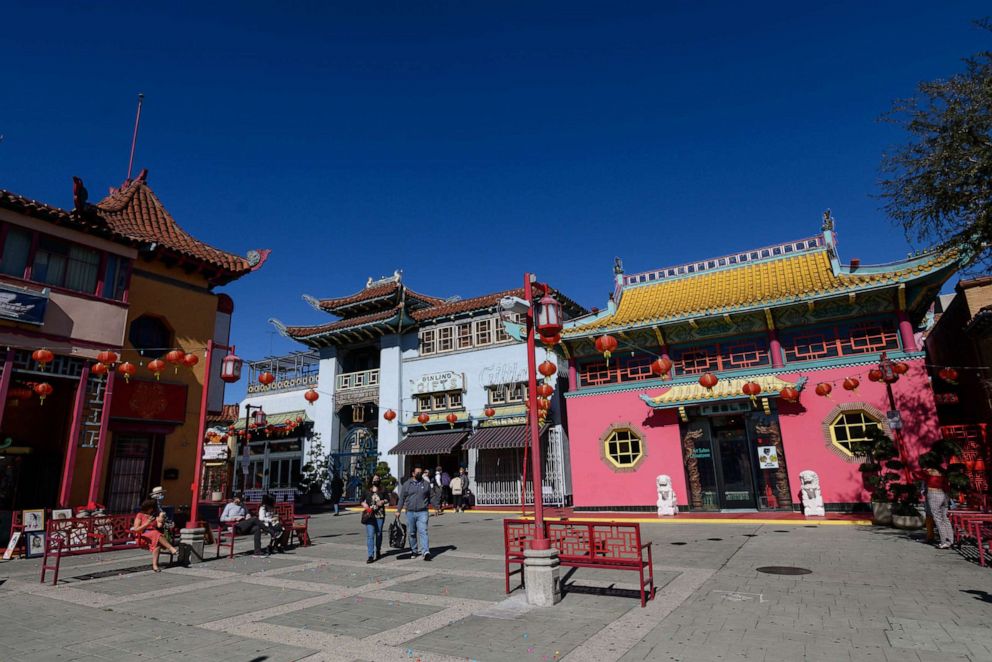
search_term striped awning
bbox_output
[388,431,468,455]
[463,425,530,450]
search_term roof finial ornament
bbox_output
[71,176,88,214]
[613,256,624,275]
[822,209,834,231]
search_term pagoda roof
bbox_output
[640,374,807,409]
[565,232,961,337]
[311,275,443,317]
[272,307,415,347]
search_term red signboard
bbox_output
[110,379,188,423]
[934,392,960,405]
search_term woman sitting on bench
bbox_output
[133,499,179,572]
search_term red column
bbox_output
[0,349,14,431]
[88,371,116,505]
[190,340,216,524]
[525,274,549,549]
[567,359,577,390]
[59,363,90,507]
[897,311,918,352]
[768,329,784,368]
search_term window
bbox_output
[416,395,431,412]
[495,317,510,342]
[416,392,463,411]
[33,237,100,293]
[433,393,447,409]
[103,254,129,300]
[448,392,462,408]
[487,382,528,405]
[474,318,493,346]
[488,386,506,405]
[829,410,883,456]
[603,428,644,469]
[457,322,473,349]
[0,227,31,277]
[419,329,436,355]
[438,326,453,352]
[129,315,172,358]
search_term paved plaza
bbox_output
[2,512,992,661]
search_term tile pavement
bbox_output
[1,511,992,660]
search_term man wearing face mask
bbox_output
[396,465,432,561]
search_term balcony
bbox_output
[337,369,380,391]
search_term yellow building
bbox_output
[0,169,266,518]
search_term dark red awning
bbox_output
[463,425,532,450]
[389,431,468,455]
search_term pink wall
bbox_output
[565,358,940,509]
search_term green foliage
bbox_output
[880,20,992,267]
[890,482,922,517]
[374,461,397,494]
[298,433,330,495]
[858,429,901,503]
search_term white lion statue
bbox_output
[656,474,678,517]
[799,470,825,517]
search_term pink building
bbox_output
[561,216,960,512]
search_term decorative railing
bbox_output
[336,369,380,391]
[781,319,899,363]
[247,373,318,394]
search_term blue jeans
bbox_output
[365,517,383,558]
[406,510,429,556]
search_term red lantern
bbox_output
[537,397,551,410]
[220,353,243,383]
[484,407,496,417]
[650,357,673,377]
[304,389,319,405]
[964,459,976,471]
[258,371,276,386]
[33,382,53,404]
[742,381,761,402]
[538,360,557,378]
[91,362,109,377]
[96,350,119,365]
[868,369,883,382]
[147,359,166,380]
[446,413,458,428]
[537,383,554,398]
[32,349,54,370]
[594,334,619,364]
[540,333,561,348]
[815,383,832,398]
[536,292,564,339]
[165,349,185,373]
[779,386,800,403]
[7,385,32,403]
[698,373,718,390]
[974,459,987,473]
[417,412,431,427]
[843,377,860,393]
[383,409,397,422]
[939,367,958,385]
[183,353,199,368]
[117,361,137,383]
[892,362,909,375]
[949,455,962,466]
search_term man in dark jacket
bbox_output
[329,473,345,516]
[396,465,432,561]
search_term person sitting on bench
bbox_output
[220,496,267,557]
[133,499,179,572]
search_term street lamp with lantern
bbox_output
[875,352,912,482]
[234,404,266,496]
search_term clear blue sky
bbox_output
[1,2,988,400]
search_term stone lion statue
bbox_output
[656,474,678,517]
[799,470,825,517]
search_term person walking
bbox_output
[451,468,469,512]
[915,466,953,548]
[361,479,387,563]
[330,473,345,516]
[396,466,432,561]
[430,467,444,516]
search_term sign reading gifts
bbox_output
[411,370,464,394]
[478,362,528,387]
[0,283,48,325]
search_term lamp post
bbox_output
[235,405,266,497]
[877,352,912,483]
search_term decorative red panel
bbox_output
[579,356,654,387]
[942,425,988,494]
[783,319,899,363]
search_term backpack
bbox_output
[388,518,407,549]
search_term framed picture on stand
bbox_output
[24,531,45,558]
[2,531,21,560]
[22,509,45,532]
[51,509,73,521]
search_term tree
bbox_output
[298,432,330,497]
[373,461,398,494]
[880,20,992,266]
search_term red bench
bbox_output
[504,519,655,607]
[215,502,311,558]
[40,514,174,585]
[950,510,991,545]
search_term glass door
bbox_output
[710,415,758,510]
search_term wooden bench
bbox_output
[40,514,174,585]
[274,501,310,547]
[504,518,655,607]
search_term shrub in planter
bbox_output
[852,430,901,525]
[890,482,924,529]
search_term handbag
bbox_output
[388,518,407,549]
[360,508,373,525]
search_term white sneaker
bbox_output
[937,543,952,549]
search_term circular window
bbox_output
[128,315,173,359]
[828,410,883,457]
[602,427,644,469]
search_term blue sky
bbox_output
[1,2,988,399]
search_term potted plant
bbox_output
[890,482,924,529]
[853,430,902,526]
[298,433,330,505]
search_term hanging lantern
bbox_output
[537,397,551,410]
[537,383,554,398]
[965,458,976,471]
[540,333,561,348]
[842,377,860,393]
[698,372,718,390]
[892,362,909,375]
[815,383,832,398]
[33,382,53,404]
[117,361,137,383]
[147,359,166,380]
[165,349,185,373]
[417,412,430,428]
[183,353,200,368]
[32,348,54,370]
[96,350,119,365]
[304,389,319,405]
[938,367,958,385]
[741,381,761,403]
[868,369,883,382]
[7,385,32,405]
[91,362,109,377]
[779,386,800,403]
[948,455,962,466]
[252,409,268,427]
[538,360,557,379]
[650,357,673,377]
[974,459,987,473]
[484,407,496,417]
[258,371,276,386]
[220,353,243,383]
[594,334,619,364]
[535,291,564,338]
[446,413,458,428]
[383,409,397,422]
